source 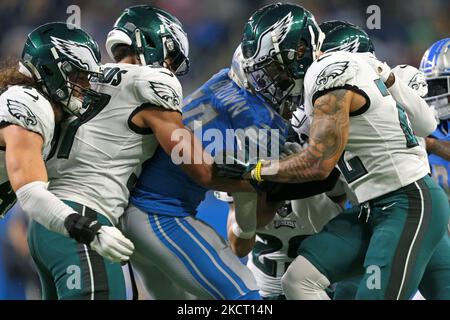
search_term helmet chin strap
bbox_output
[271,31,284,64]
[134,29,147,66]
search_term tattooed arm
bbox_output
[426,137,450,161]
[258,89,352,183]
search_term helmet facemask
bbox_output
[160,26,189,76]
[425,76,450,120]
[47,46,102,117]
[241,5,324,107]
[108,7,190,76]
[420,38,450,120]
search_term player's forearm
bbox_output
[389,77,437,137]
[15,181,72,236]
[259,148,329,183]
[258,90,350,183]
[228,230,255,258]
[426,137,450,161]
[208,176,254,193]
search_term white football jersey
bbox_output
[47,64,183,225]
[303,51,429,203]
[247,193,341,297]
[0,85,55,215]
[391,64,431,171]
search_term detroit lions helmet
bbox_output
[241,3,324,105]
[21,22,102,117]
[106,5,189,76]
[420,38,450,120]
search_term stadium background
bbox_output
[0,0,448,299]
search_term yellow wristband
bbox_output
[253,160,264,182]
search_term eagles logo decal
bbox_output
[149,81,181,108]
[249,12,294,61]
[50,36,99,72]
[157,13,189,57]
[325,38,361,53]
[315,61,349,87]
[7,99,37,126]
[408,72,427,92]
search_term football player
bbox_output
[28,6,246,300]
[282,22,450,301]
[0,22,133,267]
[416,39,450,299]
[122,36,340,299]
[220,3,449,299]
[224,20,375,300]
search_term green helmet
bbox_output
[21,22,102,116]
[106,5,189,75]
[320,20,375,54]
[241,3,324,104]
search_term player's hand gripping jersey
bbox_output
[131,68,290,217]
[0,85,54,216]
[46,64,182,225]
[303,51,429,203]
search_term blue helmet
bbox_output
[419,38,450,120]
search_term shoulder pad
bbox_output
[305,51,359,97]
[0,85,54,143]
[134,67,183,112]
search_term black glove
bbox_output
[64,213,101,245]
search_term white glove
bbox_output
[363,52,392,82]
[90,226,135,263]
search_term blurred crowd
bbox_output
[0,0,448,299]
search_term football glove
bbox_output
[64,214,134,263]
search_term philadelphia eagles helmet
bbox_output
[420,38,450,120]
[320,20,375,54]
[106,5,189,75]
[241,3,324,105]
[21,22,102,117]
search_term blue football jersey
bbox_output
[429,120,450,200]
[130,68,290,217]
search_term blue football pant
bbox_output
[122,204,260,300]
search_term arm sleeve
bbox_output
[15,181,77,236]
[388,77,437,137]
[265,168,341,201]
